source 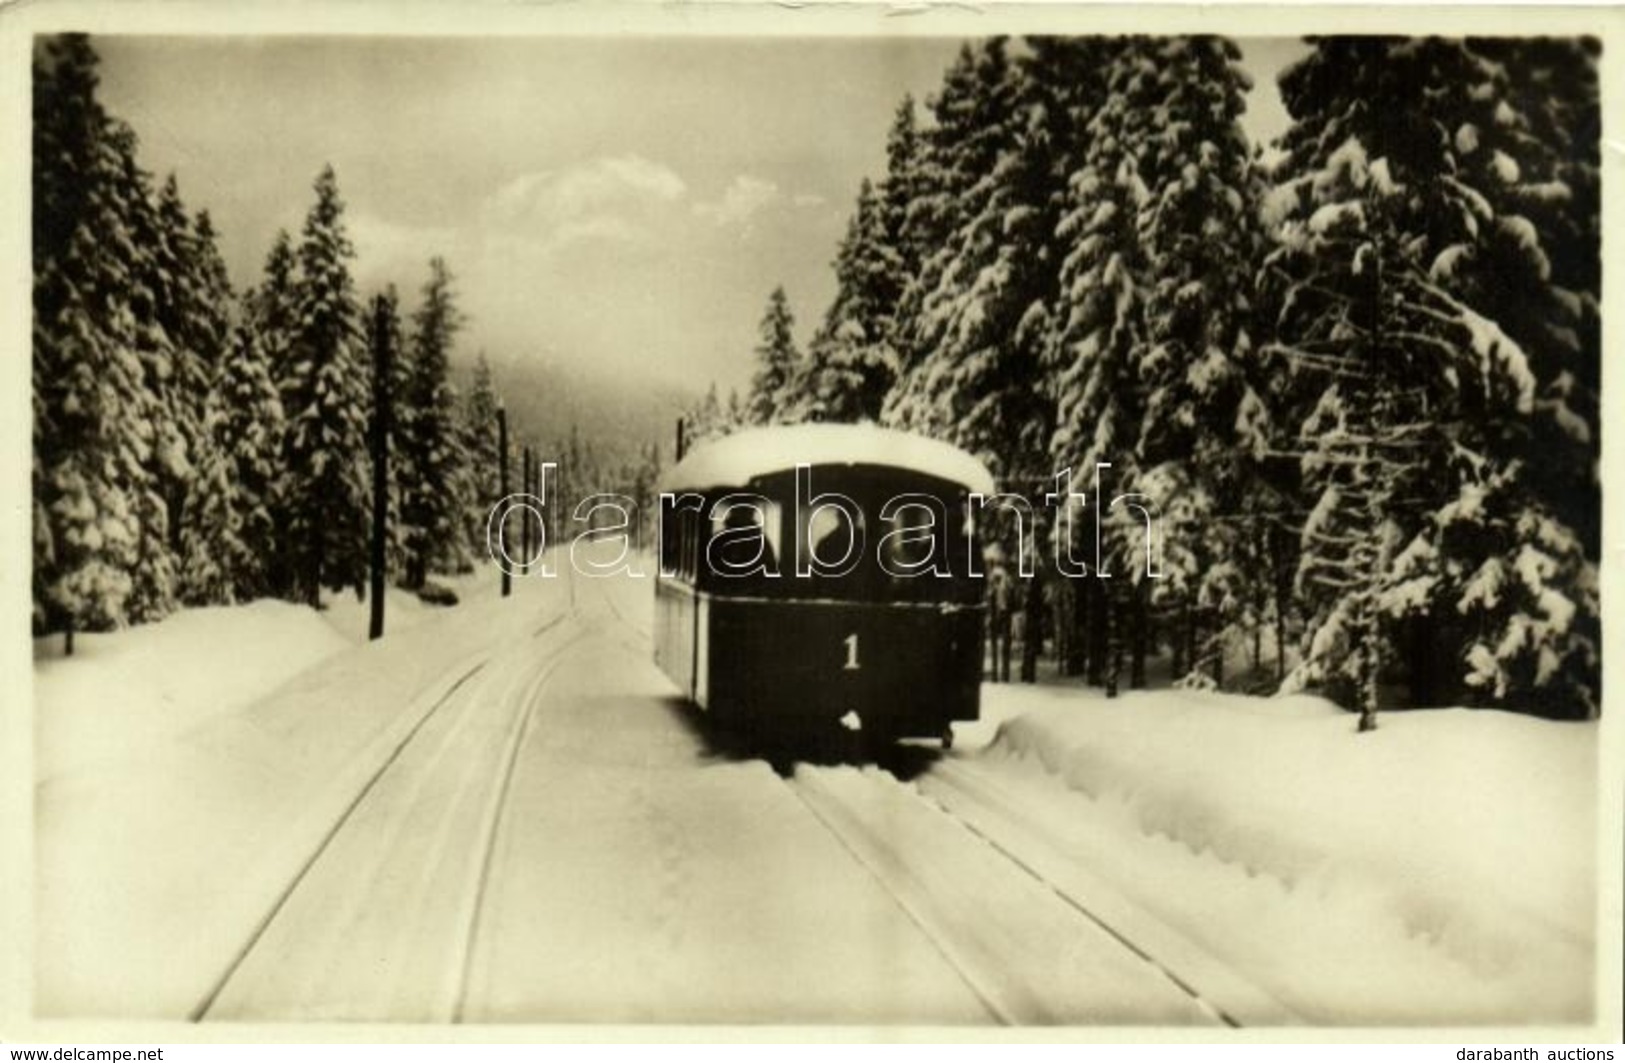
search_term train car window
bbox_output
[707,498,781,583]
[729,466,985,603]
[660,506,679,576]
[801,505,864,578]
[679,504,695,581]
[879,495,948,576]
[687,503,703,581]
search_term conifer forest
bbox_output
[34,34,1601,723]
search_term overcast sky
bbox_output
[95,35,1308,394]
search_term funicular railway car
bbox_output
[653,424,996,749]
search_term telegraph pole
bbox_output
[498,406,511,598]
[521,445,533,572]
[367,294,392,641]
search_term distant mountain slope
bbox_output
[459,353,694,475]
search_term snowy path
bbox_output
[783,767,1223,1025]
[912,761,1299,1026]
[45,557,1571,1027]
[35,559,1234,1026]
[168,567,998,1024]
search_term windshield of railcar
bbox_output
[692,465,983,603]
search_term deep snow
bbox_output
[30,559,1604,1026]
[931,683,1598,1024]
[32,574,489,782]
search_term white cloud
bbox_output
[693,175,780,227]
[331,156,835,392]
[347,212,457,294]
[792,192,827,209]
[480,155,688,255]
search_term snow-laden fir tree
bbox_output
[791,93,927,425]
[628,440,662,546]
[32,35,148,647]
[880,96,924,285]
[1411,39,1600,718]
[796,179,902,423]
[369,287,414,581]
[459,352,503,564]
[190,210,236,415]
[1467,37,1601,518]
[400,257,472,585]
[1445,38,1602,703]
[1263,37,1595,724]
[1120,36,1269,689]
[251,229,299,595]
[255,231,299,376]
[684,382,725,448]
[104,124,186,624]
[178,298,286,604]
[149,176,236,563]
[892,39,1122,682]
[886,39,1023,421]
[745,287,801,426]
[280,165,371,607]
[1043,38,1158,696]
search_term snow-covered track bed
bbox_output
[916,759,1303,1027]
[784,765,1229,1026]
[198,617,589,1022]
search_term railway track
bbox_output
[783,759,1296,1027]
[198,605,589,1022]
[189,560,1280,1026]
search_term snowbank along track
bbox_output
[783,758,1294,1027]
[195,596,591,1022]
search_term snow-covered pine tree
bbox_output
[179,299,285,605]
[1043,39,1157,696]
[787,92,929,431]
[364,288,404,628]
[32,35,148,647]
[282,165,371,607]
[400,257,471,585]
[685,382,724,447]
[252,229,299,596]
[459,351,502,564]
[886,39,1025,426]
[745,287,801,426]
[798,179,903,423]
[161,201,238,598]
[190,210,236,405]
[556,423,597,528]
[371,286,413,581]
[1417,40,1599,718]
[894,39,1124,683]
[256,231,299,375]
[104,125,185,624]
[1439,38,1601,718]
[148,175,226,557]
[629,440,662,546]
[175,422,235,606]
[880,96,924,287]
[1466,38,1601,500]
[1118,36,1269,689]
[1263,37,1593,724]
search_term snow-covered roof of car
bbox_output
[660,423,997,495]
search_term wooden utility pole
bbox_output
[535,451,543,542]
[498,406,511,598]
[675,416,686,462]
[521,446,533,570]
[367,294,392,641]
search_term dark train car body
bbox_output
[653,425,994,745]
